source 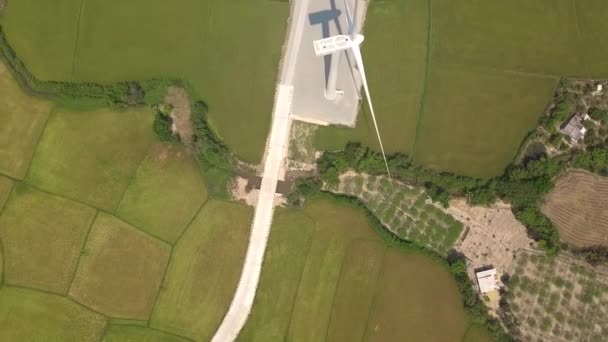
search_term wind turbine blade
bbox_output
[351,44,391,179]
[343,0,355,37]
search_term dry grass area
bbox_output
[507,251,608,341]
[165,87,193,145]
[0,184,95,294]
[542,170,608,247]
[68,213,171,319]
[448,198,535,273]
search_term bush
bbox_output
[152,106,177,142]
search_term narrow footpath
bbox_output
[211,1,310,340]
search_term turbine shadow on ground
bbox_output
[308,0,360,96]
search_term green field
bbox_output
[150,200,252,341]
[240,198,474,341]
[26,106,155,211]
[0,183,95,294]
[68,213,171,320]
[0,287,106,342]
[0,0,288,164]
[317,0,608,177]
[116,142,208,244]
[0,62,52,179]
[104,325,190,342]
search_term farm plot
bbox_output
[0,0,82,80]
[413,64,558,177]
[364,249,468,342]
[116,142,207,244]
[68,213,171,320]
[0,286,106,342]
[336,173,463,255]
[0,183,95,294]
[432,0,582,75]
[103,325,190,342]
[241,198,471,342]
[315,0,608,178]
[1,0,288,164]
[150,200,252,342]
[542,170,608,247]
[26,106,155,211]
[507,251,608,341]
[0,175,13,211]
[0,62,53,179]
[576,1,608,77]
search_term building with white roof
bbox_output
[476,268,500,294]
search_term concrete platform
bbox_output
[289,0,365,127]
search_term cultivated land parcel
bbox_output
[0,59,488,340]
[3,0,608,176]
[0,0,289,164]
[316,0,608,177]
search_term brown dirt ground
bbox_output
[449,198,535,272]
[165,86,193,145]
[68,213,171,319]
[542,170,608,247]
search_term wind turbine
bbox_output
[313,0,391,178]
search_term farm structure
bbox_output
[560,113,590,142]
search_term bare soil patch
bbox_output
[68,213,171,319]
[448,198,535,274]
[165,86,193,145]
[542,170,608,247]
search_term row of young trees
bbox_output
[317,141,608,254]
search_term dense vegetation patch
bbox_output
[316,141,608,254]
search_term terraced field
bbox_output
[542,170,608,247]
[336,172,463,255]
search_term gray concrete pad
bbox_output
[290,0,365,127]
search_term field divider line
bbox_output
[410,0,433,159]
[70,0,87,80]
[146,200,209,327]
[65,210,99,296]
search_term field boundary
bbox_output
[70,0,87,80]
[146,200,208,325]
[18,103,55,182]
[360,246,389,340]
[112,141,158,215]
[410,0,433,158]
[65,210,99,296]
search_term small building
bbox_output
[476,268,499,294]
[560,113,589,143]
[592,84,604,96]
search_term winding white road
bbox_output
[211,1,310,340]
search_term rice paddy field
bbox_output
[0,0,288,164]
[316,0,608,178]
[0,63,491,340]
